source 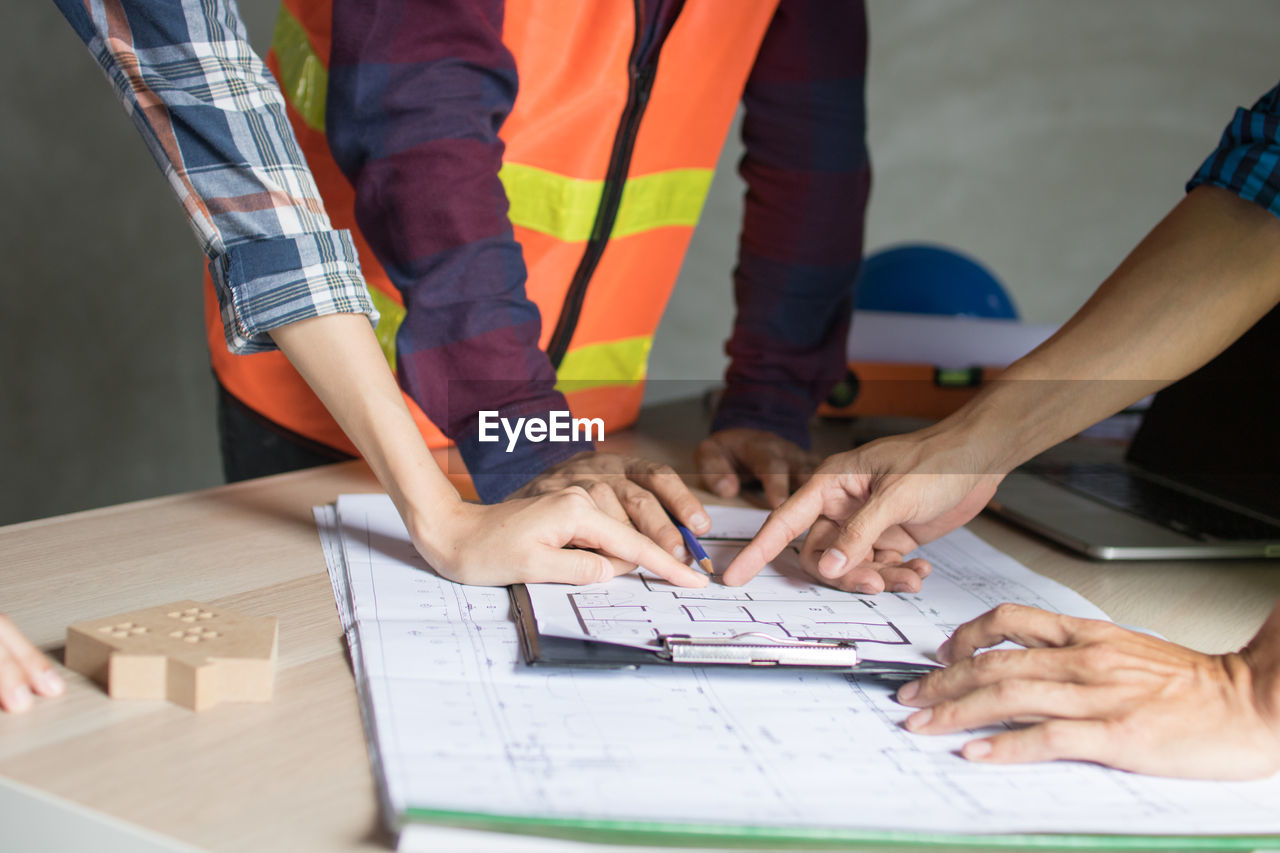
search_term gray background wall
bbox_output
[4,1,1276,524]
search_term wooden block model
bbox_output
[65,600,277,711]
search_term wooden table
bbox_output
[3,401,1279,851]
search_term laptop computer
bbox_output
[987,304,1280,560]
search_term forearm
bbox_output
[268,314,461,554]
[943,186,1280,472]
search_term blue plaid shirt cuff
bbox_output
[210,229,378,354]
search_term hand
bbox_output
[510,452,710,565]
[695,428,818,508]
[795,516,933,595]
[0,614,64,713]
[895,602,1280,780]
[722,430,1001,588]
[417,487,710,588]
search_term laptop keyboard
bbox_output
[1029,463,1280,542]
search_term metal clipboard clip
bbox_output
[656,632,942,680]
[658,632,860,667]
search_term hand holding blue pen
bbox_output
[671,517,714,577]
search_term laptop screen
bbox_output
[1126,301,1280,520]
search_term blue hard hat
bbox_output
[855,244,1017,320]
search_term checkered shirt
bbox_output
[54,0,376,353]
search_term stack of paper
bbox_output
[317,494,1280,848]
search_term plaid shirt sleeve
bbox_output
[1188,82,1280,217]
[712,0,871,449]
[53,0,376,354]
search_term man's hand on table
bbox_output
[0,614,63,713]
[427,483,709,588]
[895,602,1280,780]
[695,428,818,509]
[722,431,1001,593]
[509,451,711,568]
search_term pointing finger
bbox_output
[722,482,824,586]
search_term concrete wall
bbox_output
[648,0,1280,399]
[2,2,275,525]
[4,1,1275,523]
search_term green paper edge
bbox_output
[402,807,1280,850]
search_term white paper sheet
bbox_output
[846,309,1056,368]
[698,505,775,540]
[321,494,1280,840]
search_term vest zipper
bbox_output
[545,1,677,369]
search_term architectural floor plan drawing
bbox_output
[558,543,910,648]
[527,534,971,663]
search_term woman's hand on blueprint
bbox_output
[721,427,1001,593]
[0,614,64,713]
[895,602,1280,779]
[419,488,711,588]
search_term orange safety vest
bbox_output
[205,0,780,459]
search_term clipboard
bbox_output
[510,584,940,682]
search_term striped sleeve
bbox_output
[1188,83,1280,217]
[52,0,376,353]
[713,0,870,448]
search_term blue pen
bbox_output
[671,517,715,577]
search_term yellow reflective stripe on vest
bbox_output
[365,287,405,372]
[272,6,327,132]
[554,335,653,393]
[501,163,713,242]
[358,285,648,394]
[268,12,711,242]
[614,168,714,238]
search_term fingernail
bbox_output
[891,583,912,593]
[38,670,64,697]
[896,681,919,703]
[715,481,734,497]
[964,740,993,760]
[854,584,876,595]
[689,513,710,532]
[5,685,33,713]
[936,639,952,664]
[818,549,847,576]
[673,545,689,563]
[905,708,932,731]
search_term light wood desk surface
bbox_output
[3,402,1279,851]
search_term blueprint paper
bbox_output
[525,519,1112,664]
[700,505,775,540]
[323,493,1280,838]
[526,542,946,662]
